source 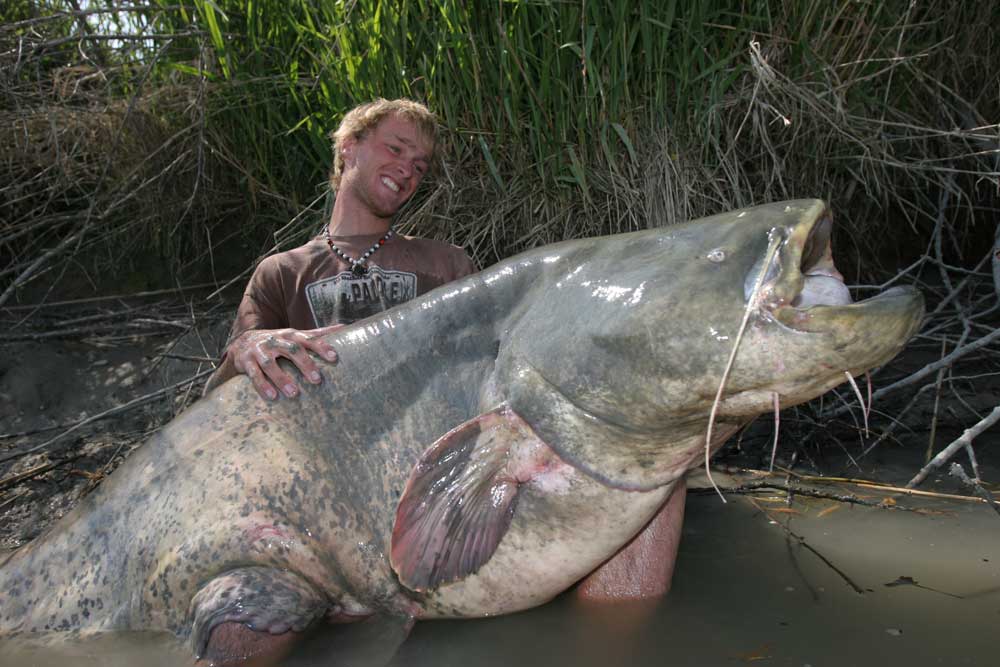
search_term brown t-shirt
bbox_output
[227,232,476,342]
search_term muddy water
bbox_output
[2,492,997,667]
[391,492,999,667]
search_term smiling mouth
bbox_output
[381,176,401,193]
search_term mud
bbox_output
[0,320,229,552]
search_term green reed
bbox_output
[4,0,994,290]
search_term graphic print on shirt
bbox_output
[305,267,418,326]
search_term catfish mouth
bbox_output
[790,212,852,309]
[760,209,922,331]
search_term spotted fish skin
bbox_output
[0,200,923,651]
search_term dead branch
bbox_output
[0,423,71,441]
[0,368,213,466]
[0,222,93,307]
[709,466,995,505]
[993,222,1000,299]
[907,405,1000,488]
[0,281,233,311]
[925,337,949,463]
[6,31,205,55]
[0,320,194,342]
[822,326,1000,419]
[949,463,1000,518]
[742,494,866,594]
[158,353,218,363]
[925,248,995,321]
[0,455,81,492]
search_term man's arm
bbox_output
[574,479,687,602]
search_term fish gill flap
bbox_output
[504,362,697,491]
[390,405,543,592]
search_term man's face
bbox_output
[340,114,434,220]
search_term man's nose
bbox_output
[395,160,413,179]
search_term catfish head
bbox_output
[498,199,924,490]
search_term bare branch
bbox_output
[907,405,1000,488]
[822,327,1000,419]
[0,368,214,466]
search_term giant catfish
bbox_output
[0,200,923,659]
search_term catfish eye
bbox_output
[706,248,726,263]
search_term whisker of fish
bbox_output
[769,392,781,472]
[844,370,869,437]
[705,229,784,503]
[866,371,873,417]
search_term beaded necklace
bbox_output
[325,226,394,277]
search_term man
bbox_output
[200,98,685,665]
[204,98,475,398]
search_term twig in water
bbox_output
[907,405,1000,488]
[711,466,993,505]
[949,463,1000,518]
[746,496,865,595]
[884,576,964,599]
[784,532,820,602]
[789,527,866,595]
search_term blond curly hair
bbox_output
[328,98,438,191]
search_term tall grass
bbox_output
[152,0,997,268]
[1,0,997,301]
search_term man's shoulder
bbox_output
[254,237,327,274]
[397,234,476,279]
[397,234,469,259]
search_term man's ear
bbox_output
[340,137,356,164]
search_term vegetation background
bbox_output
[0,1,998,537]
[3,0,997,298]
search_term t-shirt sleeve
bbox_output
[226,257,289,344]
[448,247,477,281]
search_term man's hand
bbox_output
[231,325,343,400]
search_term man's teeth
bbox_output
[381,177,400,193]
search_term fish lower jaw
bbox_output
[713,389,783,415]
[715,382,843,415]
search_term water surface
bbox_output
[2,492,996,666]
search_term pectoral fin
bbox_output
[390,405,546,592]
